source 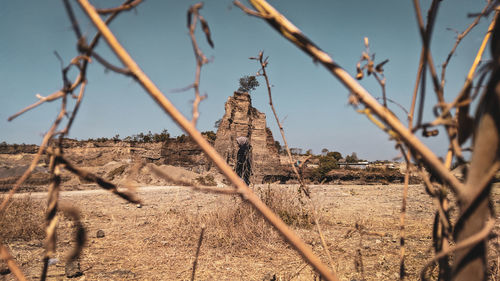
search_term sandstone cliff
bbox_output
[214,92,282,183]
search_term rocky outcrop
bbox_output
[214,92,282,183]
[161,135,213,174]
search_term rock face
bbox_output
[214,92,281,183]
[161,135,213,174]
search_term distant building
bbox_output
[338,161,369,169]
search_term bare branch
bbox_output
[0,244,28,281]
[233,1,268,18]
[8,91,64,121]
[76,1,337,280]
[91,51,133,75]
[0,103,66,212]
[190,226,205,281]
[149,164,238,195]
[46,148,141,204]
[239,0,465,198]
[187,3,212,126]
[437,11,499,122]
[421,218,496,280]
[251,51,336,273]
[440,2,491,89]
[96,0,142,14]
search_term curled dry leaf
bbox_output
[375,59,389,73]
[200,16,214,48]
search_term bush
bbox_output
[195,175,216,186]
[169,184,313,252]
[201,131,216,142]
[107,164,128,180]
[0,196,45,242]
[258,185,313,228]
[311,155,338,182]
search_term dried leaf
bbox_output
[356,66,363,80]
[375,59,389,73]
[364,37,369,48]
[457,83,473,145]
[367,61,374,76]
[422,128,439,137]
[187,8,193,28]
[200,16,214,48]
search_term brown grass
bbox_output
[0,196,45,242]
[160,185,314,253]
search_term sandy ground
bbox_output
[2,183,500,281]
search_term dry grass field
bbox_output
[2,183,499,280]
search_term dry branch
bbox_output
[422,218,496,281]
[236,0,465,197]
[149,165,237,195]
[187,3,212,126]
[96,0,142,14]
[0,244,28,281]
[75,1,337,280]
[251,51,336,271]
[47,148,141,204]
[190,226,205,281]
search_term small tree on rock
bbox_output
[237,75,259,93]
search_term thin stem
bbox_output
[76,1,338,280]
[239,0,465,197]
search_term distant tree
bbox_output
[153,129,170,142]
[327,151,342,161]
[274,140,282,154]
[290,147,303,155]
[306,149,313,155]
[311,155,338,182]
[112,134,120,142]
[214,118,222,129]
[345,152,358,163]
[201,131,216,142]
[321,148,329,156]
[237,75,259,93]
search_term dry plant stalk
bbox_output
[186,3,213,126]
[235,0,465,197]
[236,0,499,280]
[250,51,336,272]
[149,164,237,195]
[190,226,205,281]
[0,245,28,281]
[75,1,338,280]
[1,1,144,279]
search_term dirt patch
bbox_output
[1,184,499,280]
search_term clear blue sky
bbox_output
[0,0,492,161]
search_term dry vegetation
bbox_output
[1,184,497,280]
[0,197,45,242]
[1,1,500,281]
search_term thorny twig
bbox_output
[235,0,465,198]
[433,10,499,128]
[76,2,338,280]
[187,2,213,126]
[355,37,389,108]
[421,218,496,281]
[412,0,467,165]
[0,244,28,281]
[251,51,336,272]
[2,0,138,213]
[397,145,412,280]
[149,164,238,195]
[440,1,492,90]
[3,3,144,279]
[190,226,205,281]
[96,0,143,14]
[46,148,141,204]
